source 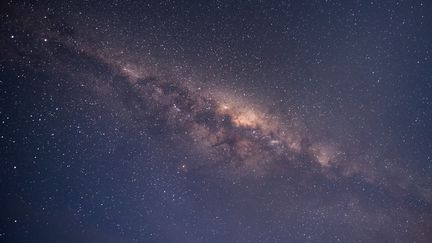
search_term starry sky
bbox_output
[1,0,432,242]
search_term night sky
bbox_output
[1,0,432,242]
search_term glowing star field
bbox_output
[1,1,432,242]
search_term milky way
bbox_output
[95,53,339,177]
[2,1,430,196]
[2,6,348,178]
[2,1,432,242]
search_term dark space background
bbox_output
[1,0,432,242]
